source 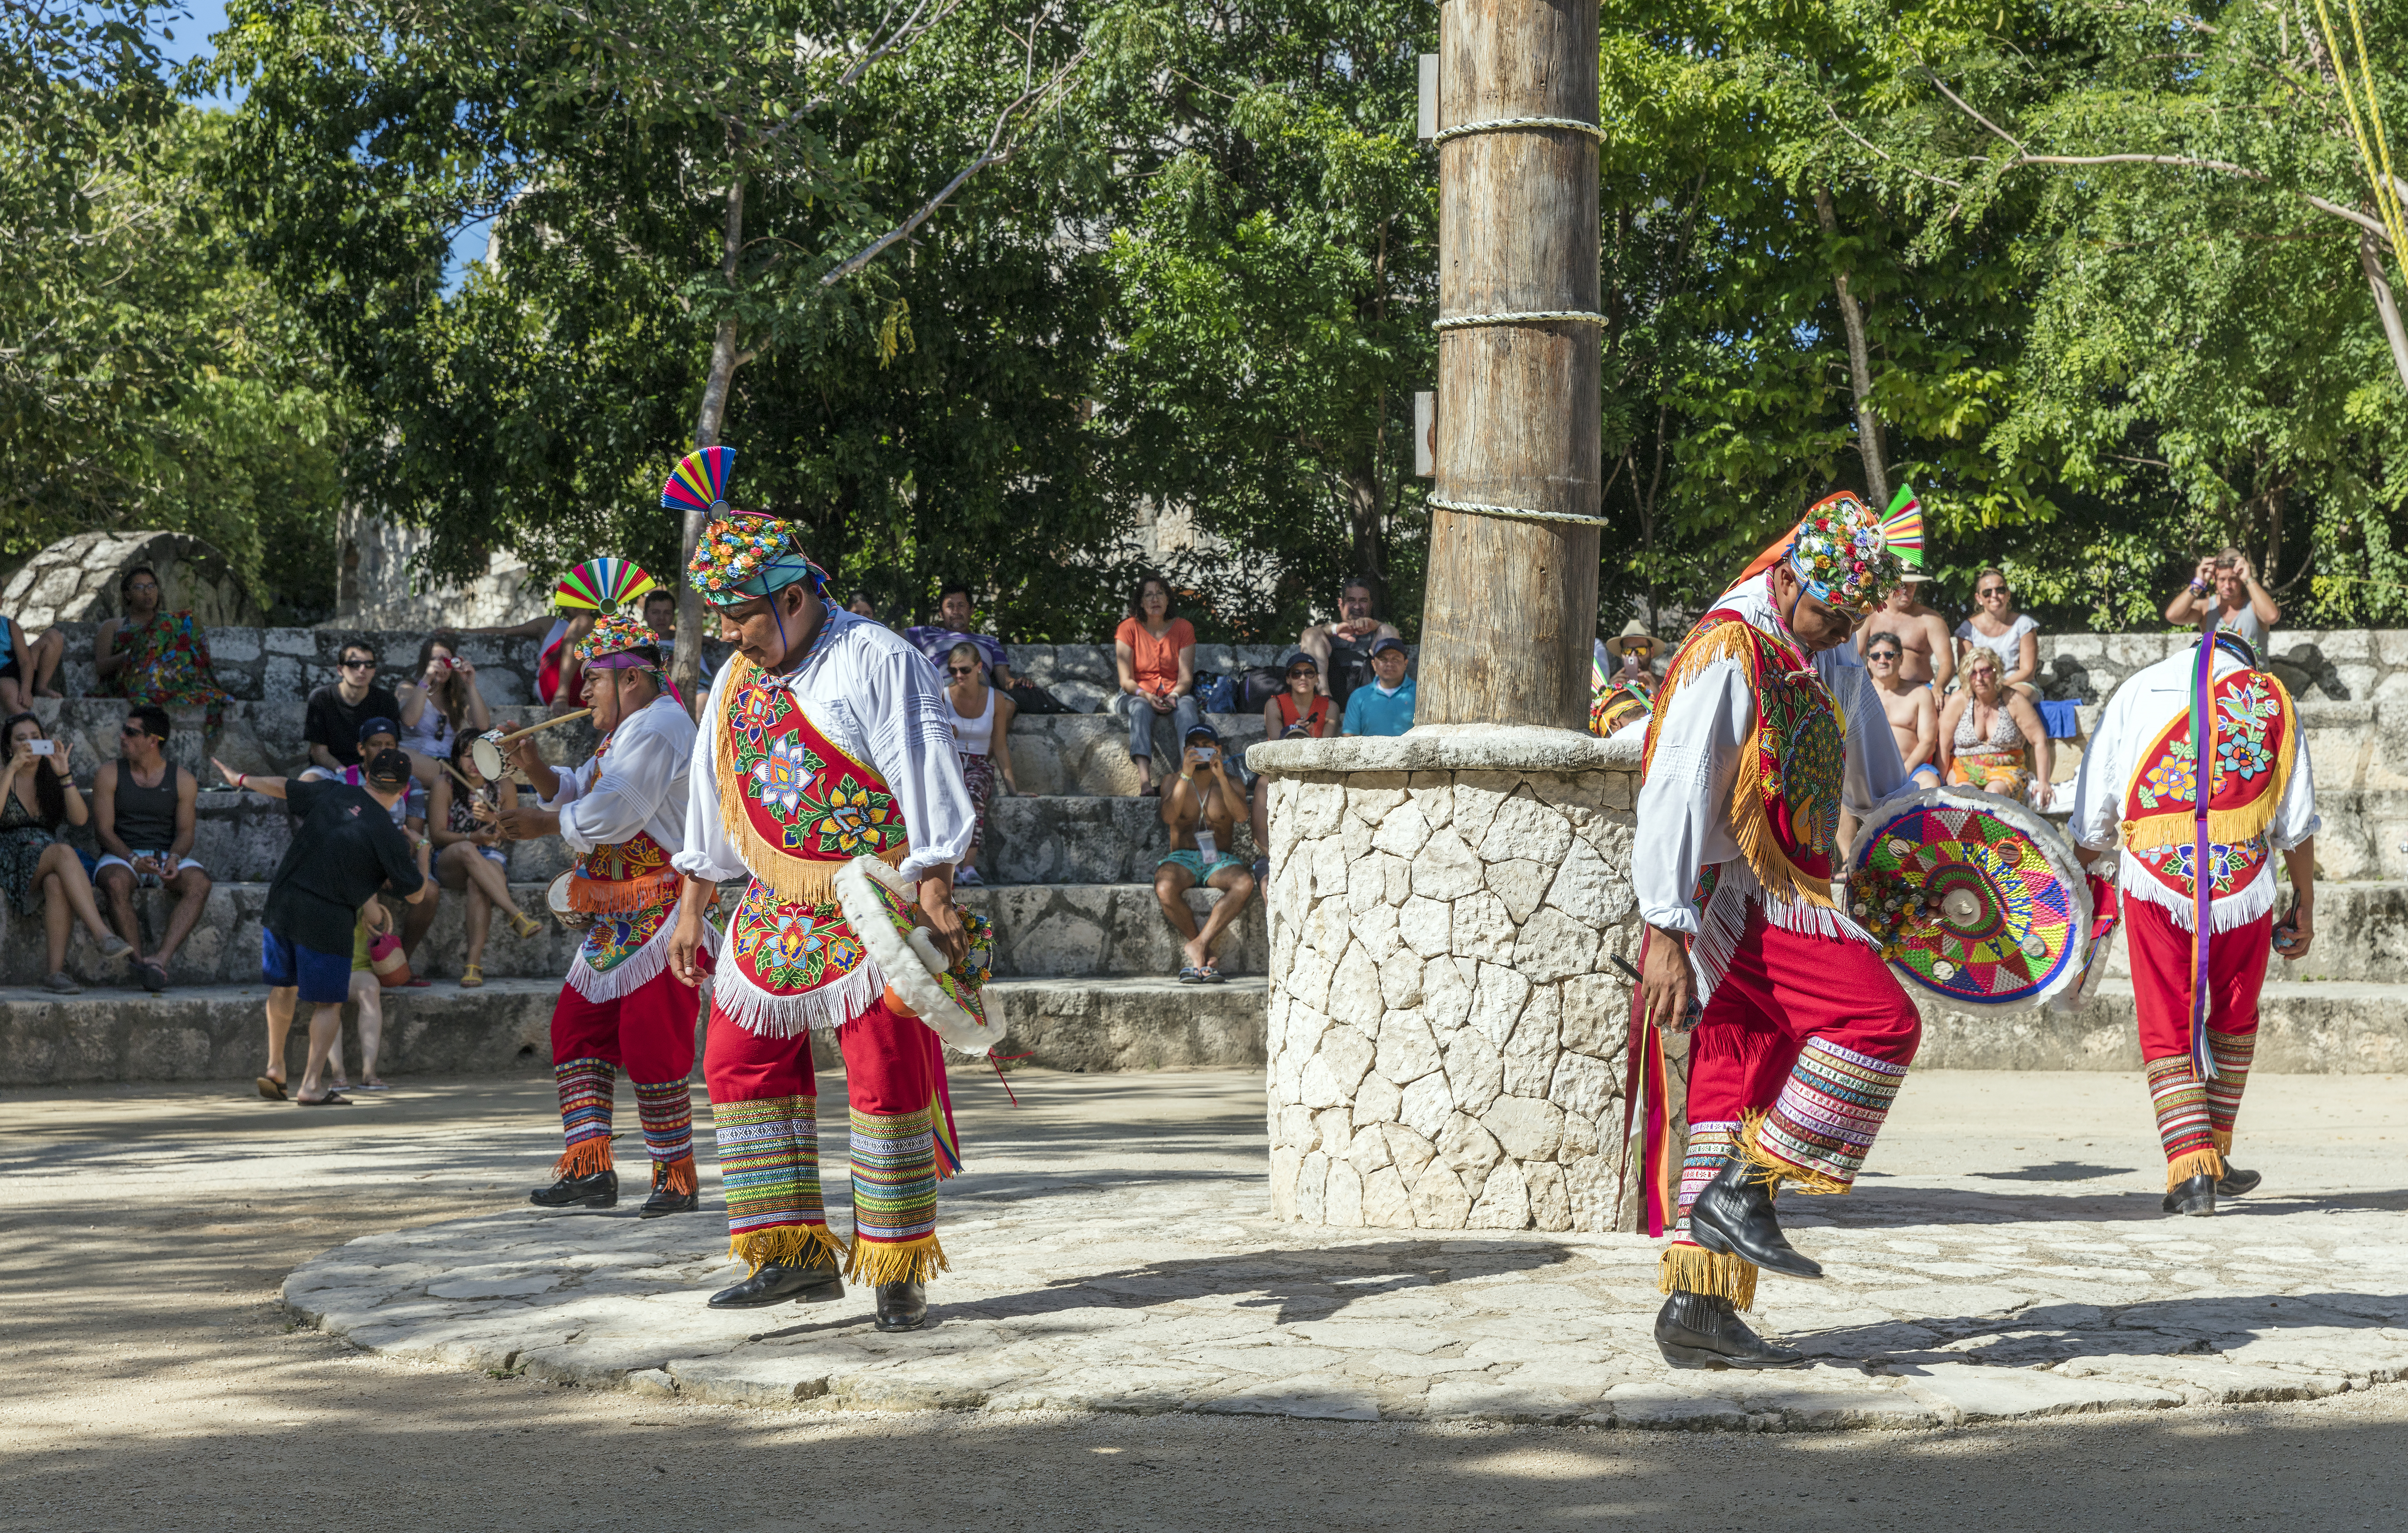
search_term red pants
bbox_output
[547,967,701,1182]
[1665,907,1920,1306]
[703,995,953,1285]
[550,966,700,1082]
[2126,898,2268,1182]
[2126,898,2270,1061]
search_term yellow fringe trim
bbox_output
[2120,669,2296,852]
[1643,618,1837,910]
[552,1137,612,1179]
[1659,1243,1759,1310]
[2165,1146,2226,1190]
[729,1222,851,1276]
[1738,1110,1852,1198]
[846,1234,949,1287]
[714,656,910,905]
[660,1154,697,1196]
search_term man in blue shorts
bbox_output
[1154,724,1256,983]
[221,747,433,1104]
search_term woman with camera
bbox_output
[0,714,135,991]
[2165,548,2282,649]
[396,630,493,791]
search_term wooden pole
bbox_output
[1418,0,1602,730]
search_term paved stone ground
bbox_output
[281,1067,2408,1431]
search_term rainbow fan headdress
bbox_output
[662,445,735,519]
[554,557,657,614]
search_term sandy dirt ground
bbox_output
[3,1065,2406,1533]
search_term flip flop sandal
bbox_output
[256,1076,287,1101]
[1199,966,1226,984]
[296,1093,353,1107]
[359,1081,390,1091]
[1176,966,1205,984]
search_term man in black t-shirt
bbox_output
[218,748,431,1104]
[304,640,404,772]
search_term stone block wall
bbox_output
[1252,729,1643,1236]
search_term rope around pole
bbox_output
[1432,310,1608,331]
[1431,115,1607,144]
[1429,495,1607,528]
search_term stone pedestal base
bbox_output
[1248,726,1649,1232]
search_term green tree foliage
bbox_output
[1095,0,1435,640]
[1,8,344,619]
[212,0,1117,642]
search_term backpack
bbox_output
[1193,670,1238,712]
[1238,666,1288,712]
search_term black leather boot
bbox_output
[529,1168,618,1209]
[639,1165,698,1220]
[1655,1291,1806,1370]
[1687,1158,1823,1279]
[2162,1173,2217,1216]
[874,1279,929,1332]
[2217,1165,2262,1199]
[708,1250,845,1309]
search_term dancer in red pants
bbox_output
[499,609,711,1217]
[1634,489,1930,1369]
[660,447,976,1331]
[2067,619,2318,1216]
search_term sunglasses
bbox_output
[945,665,979,676]
[1977,586,2009,598]
[119,724,155,738]
[1287,668,1317,679]
[340,658,376,670]
[1867,647,1901,660]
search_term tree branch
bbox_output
[1825,102,1966,188]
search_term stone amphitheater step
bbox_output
[982,794,1261,885]
[0,877,1265,989]
[0,975,1269,1086]
[983,976,1266,1072]
[2080,880,2408,987]
[0,976,564,1086]
[1917,977,2408,1072]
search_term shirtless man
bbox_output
[1856,578,1953,692]
[1864,629,1938,773]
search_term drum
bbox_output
[834,855,1002,1057]
[471,731,508,784]
[546,871,590,929]
[1846,787,2092,1009]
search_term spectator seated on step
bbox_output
[395,629,493,791]
[1251,651,1333,875]
[1857,577,1954,692]
[305,639,404,772]
[92,704,212,993]
[1296,576,1401,708]
[845,590,882,622]
[1155,724,1256,984]
[430,731,543,988]
[0,611,65,712]
[1113,574,1200,797]
[92,564,231,730]
[1340,637,1417,737]
[2165,545,2282,652]
[906,583,1016,691]
[944,641,1017,887]
[0,711,132,992]
[1953,567,2042,699]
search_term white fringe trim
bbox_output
[2118,852,2277,935]
[1688,860,1877,1008]
[564,914,718,1003]
[834,855,1004,1058]
[713,950,889,1038]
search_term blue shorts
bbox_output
[262,929,354,1006]
[1159,848,1248,883]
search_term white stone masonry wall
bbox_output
[1255,732,1646,1234]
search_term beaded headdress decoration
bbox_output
[1782,487,1923,619]
[575,610,661,669]
[670,445,829,605]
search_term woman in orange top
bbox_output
[1112,575,1200,796]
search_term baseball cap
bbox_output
[1184,723,1222,745]
[1368,636,1408,659]
[358,715,400,743]
[364,748,414,787]
[1281,651,1319,674]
